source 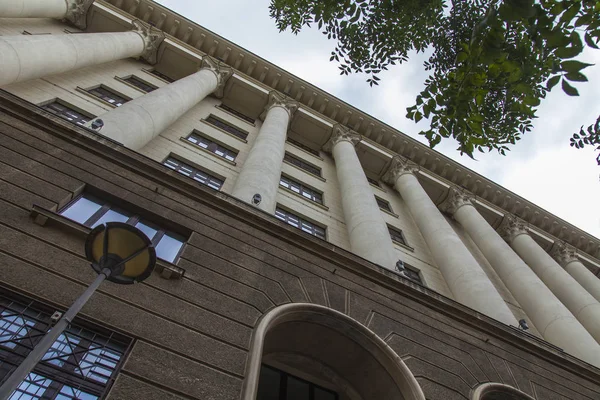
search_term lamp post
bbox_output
[0,222,156,398]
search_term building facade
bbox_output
[1,0,600,399]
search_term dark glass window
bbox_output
[375,197,392,213]
[279,176,323,204]
[275,207,326,240]
[0,293,131,399]
[218,104,255,124]
[164,157,224,191]
[186,132,238,162]
[388,226,407,246]
[395,261,423,284]
[41,101,92,126]
[86,87,128,107]
[367,177,380,187]
[122,76,157,93]
[284,153,321,177]
[149,69,174,83]
[205,115,248,140]
[59,195,186,263]
[287,138,320,157]
[257,365,338,400]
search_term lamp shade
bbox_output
[85,222,156,284]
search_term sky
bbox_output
[157,0,600,238]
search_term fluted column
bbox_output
[447,194,600,366]
[552,242,600,303]
[501,218,600,344]
[88,57,232,150]
[0,0,94,28]
[0,20,164,88]
[324,125,397,270]
[382,157,516,325]
[231,92,298,213]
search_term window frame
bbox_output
[83,85,131,108]
[118,75,158,93]
[257,364,339,400]
[204,114,249,141]
[39,99,95,126]
[144,68,175,83]
[367,176,381,187]
[283,152,322,178]
[375,196,393,213]
[185,131,239,162]
[275,206,327,240]
[279,175,323,205]
[163,156,224,191]
[387,225,408,247]
[287,138,321,158]
[217,104,255,124]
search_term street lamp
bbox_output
[0,222,156,398]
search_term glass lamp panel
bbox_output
[61,197,103,224]
[155,234,184,263]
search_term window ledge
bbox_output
[30,205,185,280]
[282,160,326,182]
[215,105,256,126]
[141,68,172,84]
[380,208,399,218]
[199,118,248,143]
[370,183,387,192]
[278,186,329,211]
[392,239,415,252]
[179,137,237,166]
[286,141,324,160]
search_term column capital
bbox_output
[131,20,165,65]
[550,241,579,267]
[497,214,529,243]
[201,56,233,98]
[322,124,361,153]
[382,156,419,185]
[260,91,298,121]
[438,186,474,216]
[64,0,94,29]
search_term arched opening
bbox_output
[471,383,536,400]
[241,303,425,400]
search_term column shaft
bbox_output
[0,0,67,18]
[0,31,145,87]
[392,172,516,325]
[564,260,600,303]
[454,207,600,367]
[231,103,293,213]
[511,234,600,344]
[91,69,219,150]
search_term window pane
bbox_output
[314,387,337,400]
[286,376,310,400]
[60,197,103,224]
[155,234,184,262]
[256,366,280,400]
[0,312,35,349]
[9,372,52,400]
[135,221,158,241]
[91,209,130,228]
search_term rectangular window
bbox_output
[86,86,129,107]
[122,76,157,93]
[164,157,224,191]
[375,196,392,213]
[41,101,93,126]
[205,115,248,140]
[388,226,407,246]
[275,207,326,240]
[0,293,131,399]
[185,132,238,162]
[287,138,320,157]
[59,195,186,263]
[218,104,255,124]
[148,69,174,83]
[367,177,381,187]
[395,262,423,284]
[284,153,322,177]
[279,175,323,204]
[257,365,338,400]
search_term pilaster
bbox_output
[497,214,529,243]
[438,186,474,216]
[381,155,419,184]
[322,124,360,153]
[131,20,165,65]
[64,0,94,29]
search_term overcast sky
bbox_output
[157,0,600,238]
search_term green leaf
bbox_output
[561,60,594,73]
[546,75,561,90]
[456,52,468,63]
[561,79,579,96]
[585,32,599,49]
[555,45,582,59]
[565,72,588,82]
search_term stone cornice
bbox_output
[201,56,233,98]
[497,214,529,244]
[551,241,580,267]
[131,19,165,65]
[322,124,361,153]
[260,91,298,121]
[438,186,475,216]
[381,156,419,185]
[64,0,95,29]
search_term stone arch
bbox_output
[241,303,426,400]
[471,383,536,400]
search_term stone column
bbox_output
[231,92,298,213]
[382,157,516,325]
[324,125,397,270]
[0,20,164,88]
[88,57,232,150]
[503,219,600,344]
[552,241,600,303]
[0,0,94,28]
[447,195,600,366]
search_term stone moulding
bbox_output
[322,124,360,153]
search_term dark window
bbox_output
[164,157,224,191]
[279,176,323,204]
[395,262,423,284]
[41,101,93,126]
[284,153,321,177]
[257,365,338,400]
[388,226,407,246]
[86,86,128,107]
[205,115,248,140]
[275,207,326,240]
[148,69,174,83]
[186,132,238,162]
[375,197,392,213]
[0,292,131,399]
[122,76,157,93]
[219,104,255,124]
[287,138,320,157]
[367,177,380,187]
[59,195,186,263]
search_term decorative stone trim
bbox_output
[131,20,166,65]
[201,56,233,98]
[471,382,535,400]
[260,91,298,121]
[64,0,94,29]
[438,186,474,216]
[497,214,529,243]
[551,241,580,267]
[322,124,360,153]
[382,155,419,185]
